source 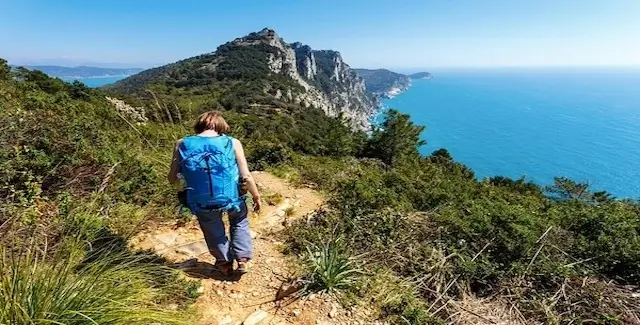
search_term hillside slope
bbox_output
[110,28,378,128]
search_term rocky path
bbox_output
[130,172,378,325]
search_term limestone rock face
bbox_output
[291,43,317,80]
[230,28,378,129]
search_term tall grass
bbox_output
[263,192,284,206]
[0,239,192,325]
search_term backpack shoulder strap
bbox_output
[220,135,234,150]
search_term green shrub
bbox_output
[246,141,293,171]
[550,200,640,283]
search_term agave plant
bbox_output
[303,238,363,295]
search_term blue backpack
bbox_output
[178,135,243,213]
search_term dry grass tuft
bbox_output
[449,294,532,325]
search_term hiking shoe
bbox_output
[212,262,233,277]
[236,260,250,274]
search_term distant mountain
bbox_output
[408,72,432,79]
[355,69,431,98]
[21,65,143,79]
[354,69,411,98]
[110,28,377,128]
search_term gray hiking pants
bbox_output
[196,201,253,264]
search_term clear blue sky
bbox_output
[2,0,639,69]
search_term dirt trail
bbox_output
[130,172,377,325]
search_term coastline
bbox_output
[370,80,416,126]
[62,74,133,80]
[369,98,393,127]
[381,83,410,99]
[384,86,405,99]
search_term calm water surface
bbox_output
[384,68,640,198]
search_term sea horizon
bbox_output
[384,67,640,199]
[390,65,640,75]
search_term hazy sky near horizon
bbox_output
[2,0,639,69]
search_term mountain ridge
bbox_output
[109,28,378,129]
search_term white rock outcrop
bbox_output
[105,96,148,123]
[232,29,378,129]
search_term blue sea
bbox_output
[383,68,640,198]
[62,75,127,87]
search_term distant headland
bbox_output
[13,65,143,79]
[354,69,431,98]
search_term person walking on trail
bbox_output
[168,111,262,276]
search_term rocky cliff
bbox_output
[110,28,378,129]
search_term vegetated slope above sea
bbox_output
[384,67,640,198]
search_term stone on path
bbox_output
[155,233,178,246]
[242,310,268,325]
[275,279,304,301]
[218,315,233,325]
[175,240,209,257]
[329,305,338,318]
[153,244,166,252]
[269,316,287,325]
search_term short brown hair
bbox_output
[194,111,230,134]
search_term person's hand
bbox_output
[253,195,262,212]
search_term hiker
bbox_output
[168,111,262,275]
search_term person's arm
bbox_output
[168,139,182,185]
[233,138,261,211]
